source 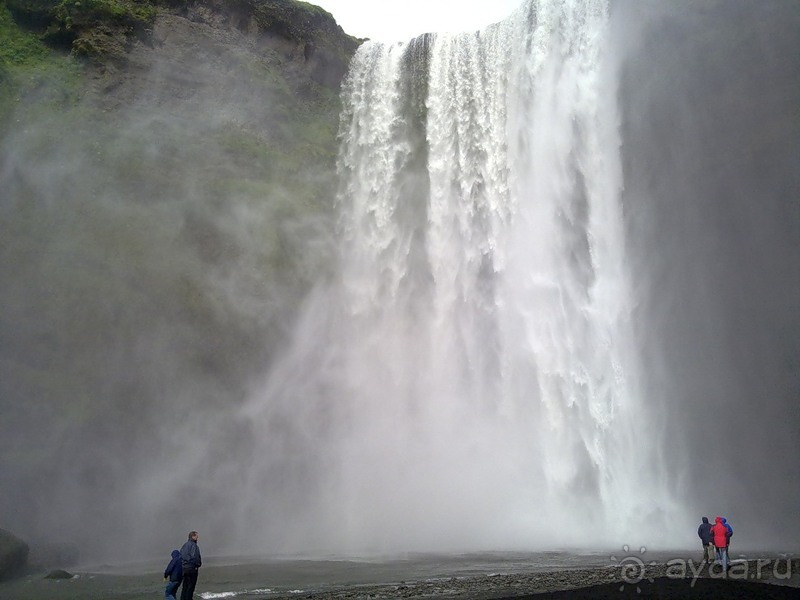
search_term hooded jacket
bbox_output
[711,516,729,548]
[180,537,202,572]
[697,517,713,544]
[164,550,183,582]
[722,517,733,539]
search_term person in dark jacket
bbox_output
[179,531,202,600]
[697,517,714,563]
[163,549,183,600]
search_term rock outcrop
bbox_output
[0,1,360,559]
[0,529,28,581]
[6,0,360,79]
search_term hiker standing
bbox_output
[179,531,202,600]
[711,516,729,570]
[697,517,714,563]
[163,549,182,600]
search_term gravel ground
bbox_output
[1,556,797,600]
[270,559,800,600]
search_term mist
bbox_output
[614,0,800,548]
[1,0,798,564]
[0,10,339,561]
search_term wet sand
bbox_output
[1,552,797,600]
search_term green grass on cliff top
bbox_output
[0,4,82,123]
[0,4,52,66]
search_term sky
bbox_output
[312,0,525,42]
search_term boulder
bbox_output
[0,528,29,581]
[44,569,74,579]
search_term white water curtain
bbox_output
[243,0,679,554]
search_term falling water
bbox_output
[238,0,680,554]
[1,0,797,564]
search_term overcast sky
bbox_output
[312,0,524,42]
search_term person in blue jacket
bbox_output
[163,549,182,600]
[721,517,733,557]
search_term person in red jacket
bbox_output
[710,516,729,570]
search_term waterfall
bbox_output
[242,0,679,553]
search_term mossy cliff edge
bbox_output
[0,0,362,379]
[2,0,361,103]
[7,0,359,87]
[0,0,362,558]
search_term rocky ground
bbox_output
[1,557,798,600]
[264,560,800,600]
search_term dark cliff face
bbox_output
[614,0,800,543]
[5,0,360,94]
[0,1,360,559]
